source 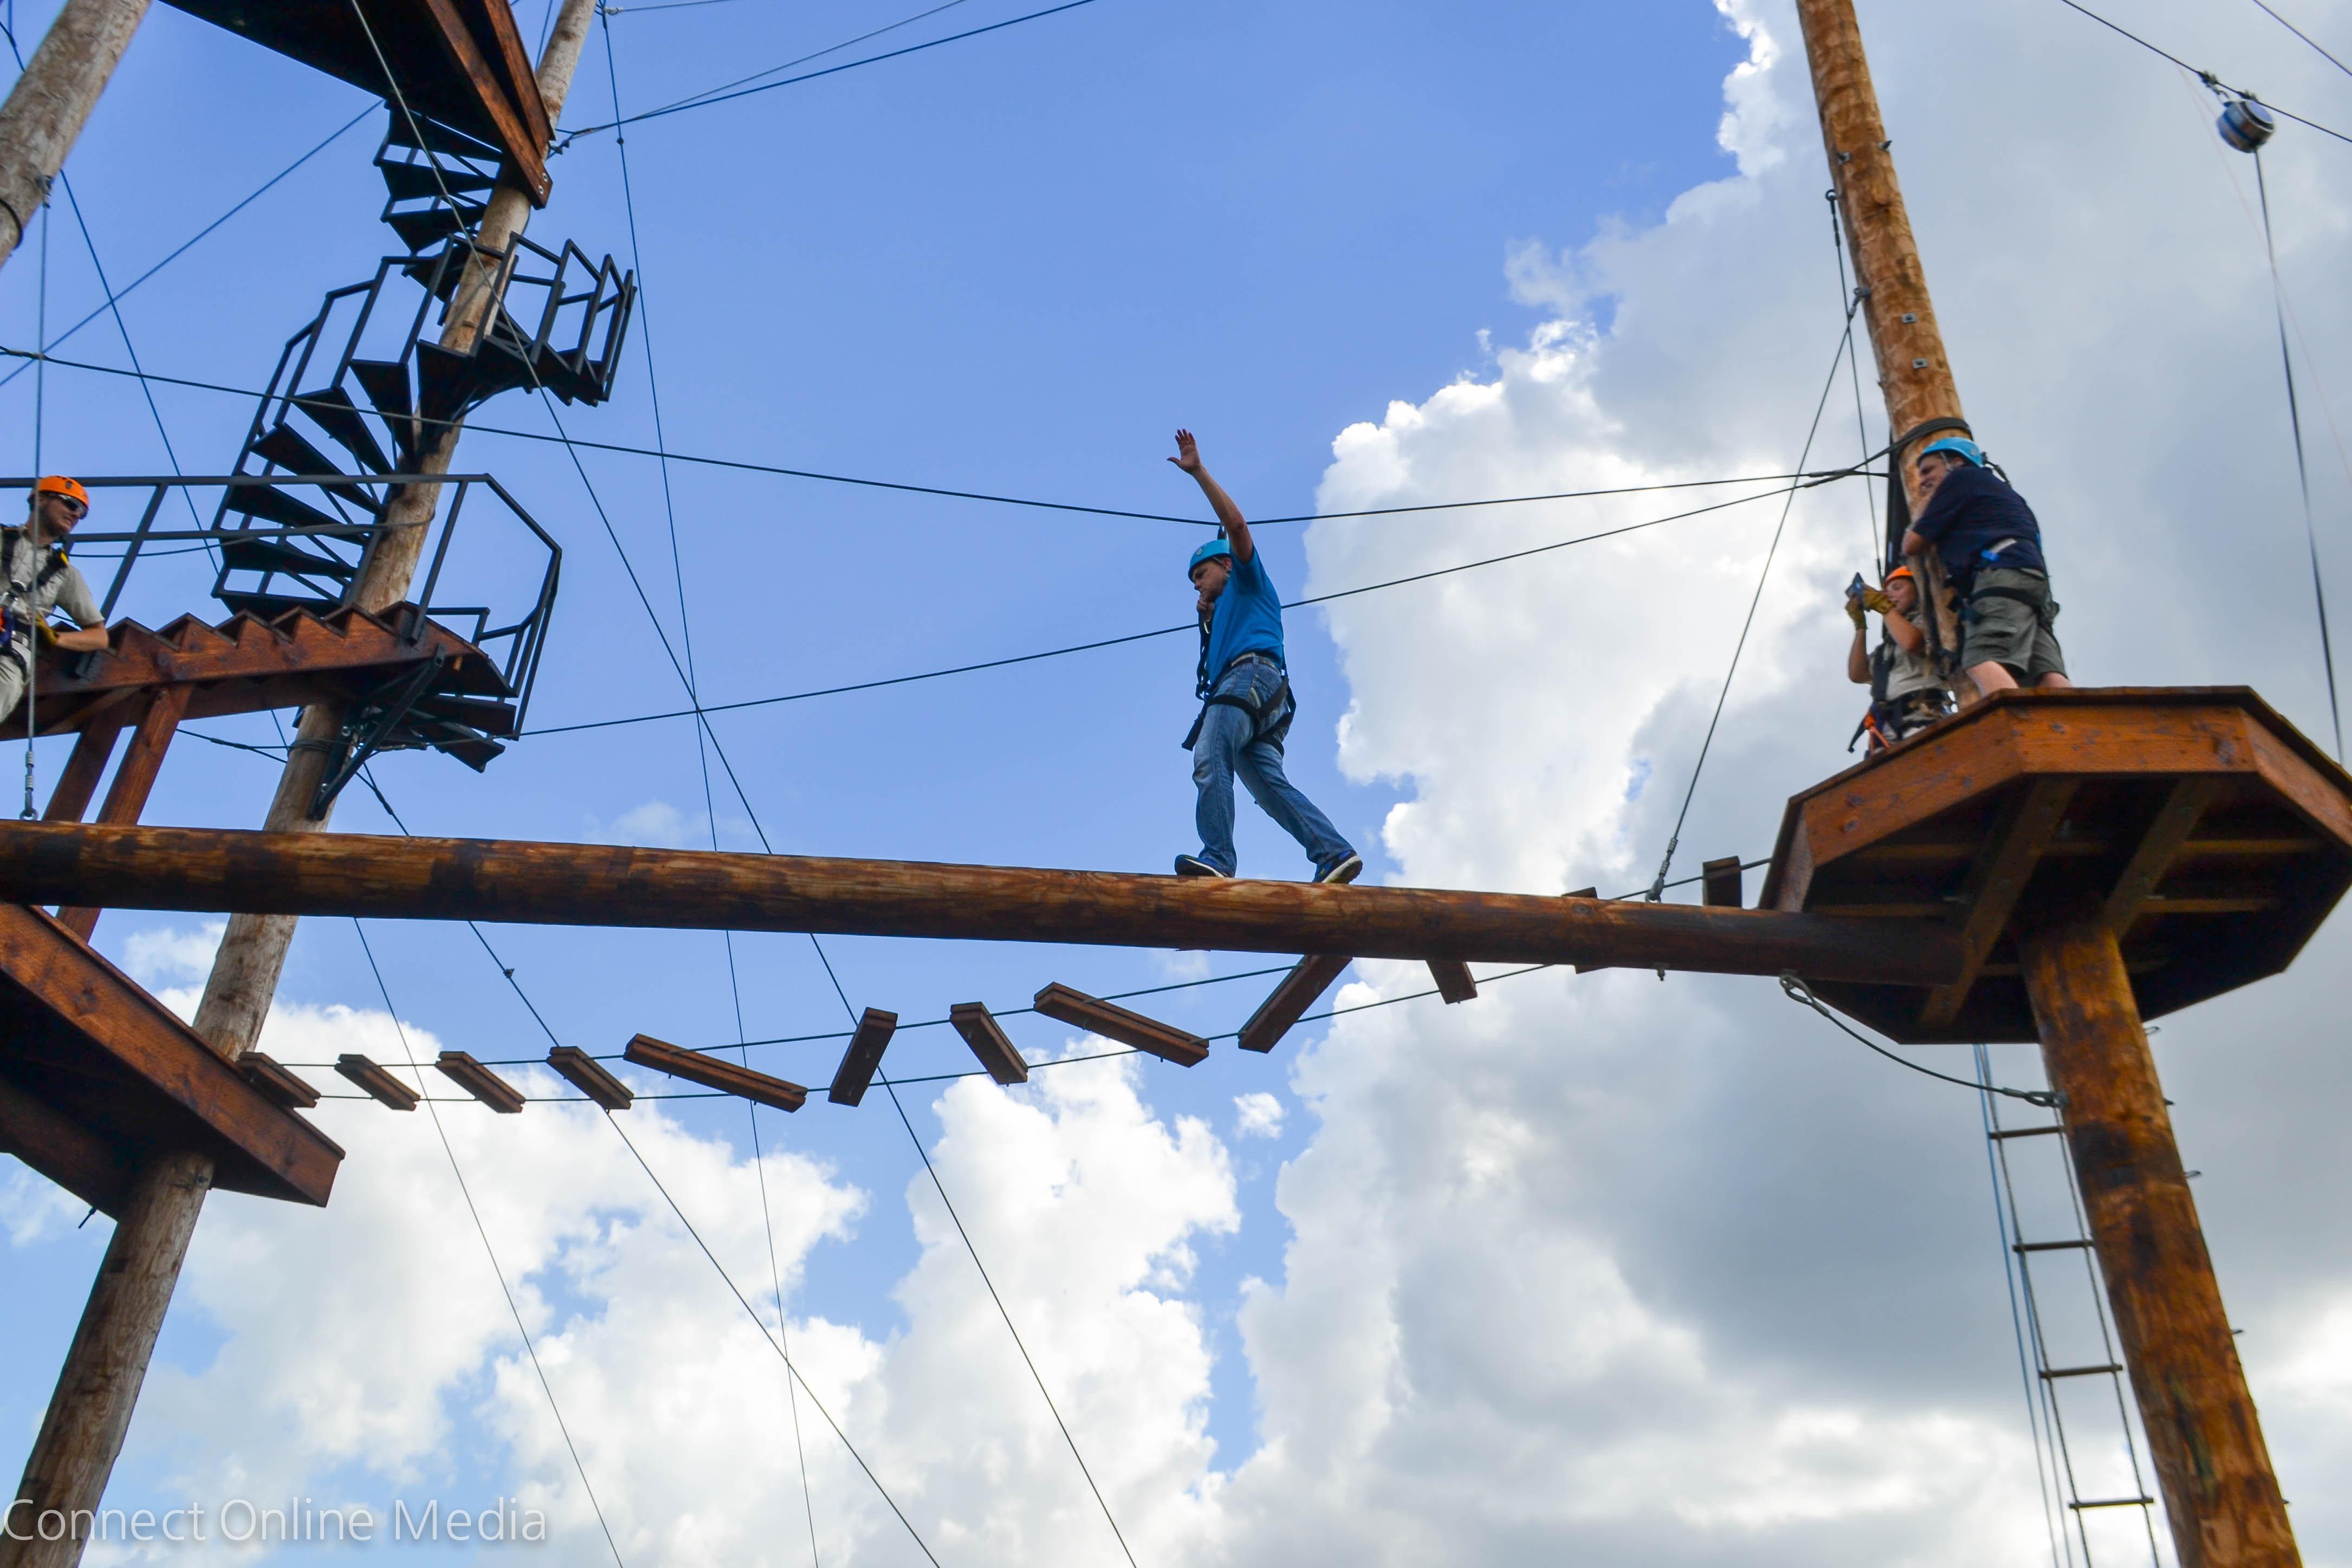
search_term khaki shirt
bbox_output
[1880,608,1945,702]
[1,528,102,665]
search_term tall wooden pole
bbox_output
[1793,0,1965,663]
[0,5,598,1559]
[1793,8,2299,1561]
[0,0,150,270]
[2022,922,2299,1568]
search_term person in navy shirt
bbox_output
[1901,437,2071,697]
[1169,430,1360,884]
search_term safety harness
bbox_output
[1846,631,1953,754]
[1183,620,1298,751]
[0,528,72,673]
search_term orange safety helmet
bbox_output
[1883,563,1915,584]
[31,475,89,511]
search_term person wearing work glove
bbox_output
[1845,563,1951,752]
[2,476,110,726]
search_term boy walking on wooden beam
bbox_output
[1169,430,1360,884]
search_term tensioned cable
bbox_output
[2253,150,2343,758]
[526,480,1819,737]
[1974,1048,2071,1568]
[0,107,374,393]
[350,921,627,1567]
[1825,188,1880,565]
[1645,310,1856,902]
[2053,0,2352,146]
[604,1112,948,1567]
[1780,974,2059,1106]
[0,346,1856,526]
[560,0,1102,142]
[589,0,973,111]
[2245,0,2352,82]
[600,23,822,1563]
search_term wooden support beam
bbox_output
[57,685,190,941]
[623,1033,806,1111]
[1032,982,1209,1066]
[0,822,1966,986]
[2104,777,2219,935]
[1701,857,1744,908]
[1238,955,1351,1054]
[948,1003,1028,1085]
[1426,960,1477,1004]
[546,1045,631,1111]
[0,1073,134,1216]
[2022,918,2300,1568]
[828,1008,898,1106]
[42,718,123,823]
[435,1050,524,1113]
[335,1054,420,1110]
[236,1052,319,1111]
[1916,779,2078,1028]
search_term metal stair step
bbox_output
[289,386,394,475]
[348,360,419,463]
[248,425,382,512]
[384,114,502,164]
[408,692,519,735]
[219,536,359,580]
[388,203,484,254]
[218,483,348,535]
[378,160,495,204]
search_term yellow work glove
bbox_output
[33,618,56,645]
[1846,594,1867,630]
[1861,587,1895,615]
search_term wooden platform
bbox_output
[2,604,516,742]
[0,905,343,1215]
[1761,688,2352,1043]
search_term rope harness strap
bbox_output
[1183,652,1297,751]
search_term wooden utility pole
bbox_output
[0,0,150,269]
[1794,0,1966,664]
[1793,8,2299,1563]
[0,4,597,1560]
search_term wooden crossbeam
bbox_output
[1239,955,1351,1053]
[547,1045,633,1110]
[2103,778,2219,935]
[624,1034,806,1111]
[1916,779,2079,1028]
[1426,960,1478,1004]
[1032,983,1209,1066]
[436,1051,524,1113]
[0,823,1965,985]
[336,1055,421,1110]
[949,1003,1029,1084]
[829,1008,899,1106]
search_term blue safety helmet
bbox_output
[1919,437,1985,468]
[1189,537,1232,578]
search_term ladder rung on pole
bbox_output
[2014,1239,2095,1253]
[2068,1496,2155,1511]
[2039,1363,2124,1380]
[1988,1124,2065,1140]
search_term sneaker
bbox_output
[1174,854,1230,878]
[1315,852,1364,886]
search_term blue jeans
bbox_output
[1191,659,1354,877]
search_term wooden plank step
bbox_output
[336,1055,420,1110]
[624,1033,806,1111]
[1032,983,1208,1066]
[546,1045,632,1110]
[1239,954,1351,1054]
[948,1003,1028,1084]
[238,1052,320,1110]
[435,1051,524,1113]
[828,1008,898,1106]
[1426,960,1477,1004]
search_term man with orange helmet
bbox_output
[1845,561,1950,751]
[3,477,112,723]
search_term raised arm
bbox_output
[1169,429,1253,561]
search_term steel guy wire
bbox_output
[592,0,973,101]
[1825,187,1881,564]
[560,0,1099,142]
[0,107,375,394]
[2053,0,2352,146]
[602,1111,949,1568]
[2245,0,2352,82]
[1779,974,2061,1107]
[1975,1047,2072,1568]
[2253,149,2343,759]
[601,23,823,1561]
[350,920,627,1568]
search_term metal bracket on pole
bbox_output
[308,650,447,818]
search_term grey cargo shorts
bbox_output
[1961,567,2066,683]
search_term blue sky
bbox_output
[9,1,2352,1564]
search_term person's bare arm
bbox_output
[1880,608,1925,654]
[1847,627,1870,685]
[1169,430,1253,561]
[1900,528,1929,559]
[50,624,107,652]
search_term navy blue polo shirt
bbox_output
[1910,463,2048,584]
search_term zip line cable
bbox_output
[600,27,823,1565]
[1780,974,2060,1106]
[527,480,1819,738]
[602,1111,948,1568]
[0,108,376,393]
[559,0,1102,143]
[2053,0,2352,146]
[2253,150,2344,758]
[20,193,44,817]
[2245,0,2352,81]
[1645,310,1856,903]
[593,0,975,103]
[0,345,1856,527]
[349,921,628,1568]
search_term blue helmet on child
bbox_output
[1189,537,1232,578]
[1919,437,1985,468]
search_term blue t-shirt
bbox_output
[1910,463,2048,584]
[1198,544,1285,694]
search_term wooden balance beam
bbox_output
[0,821,1959,983]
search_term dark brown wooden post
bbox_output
[55,685,187,940]
[2021,918,2300,1568]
